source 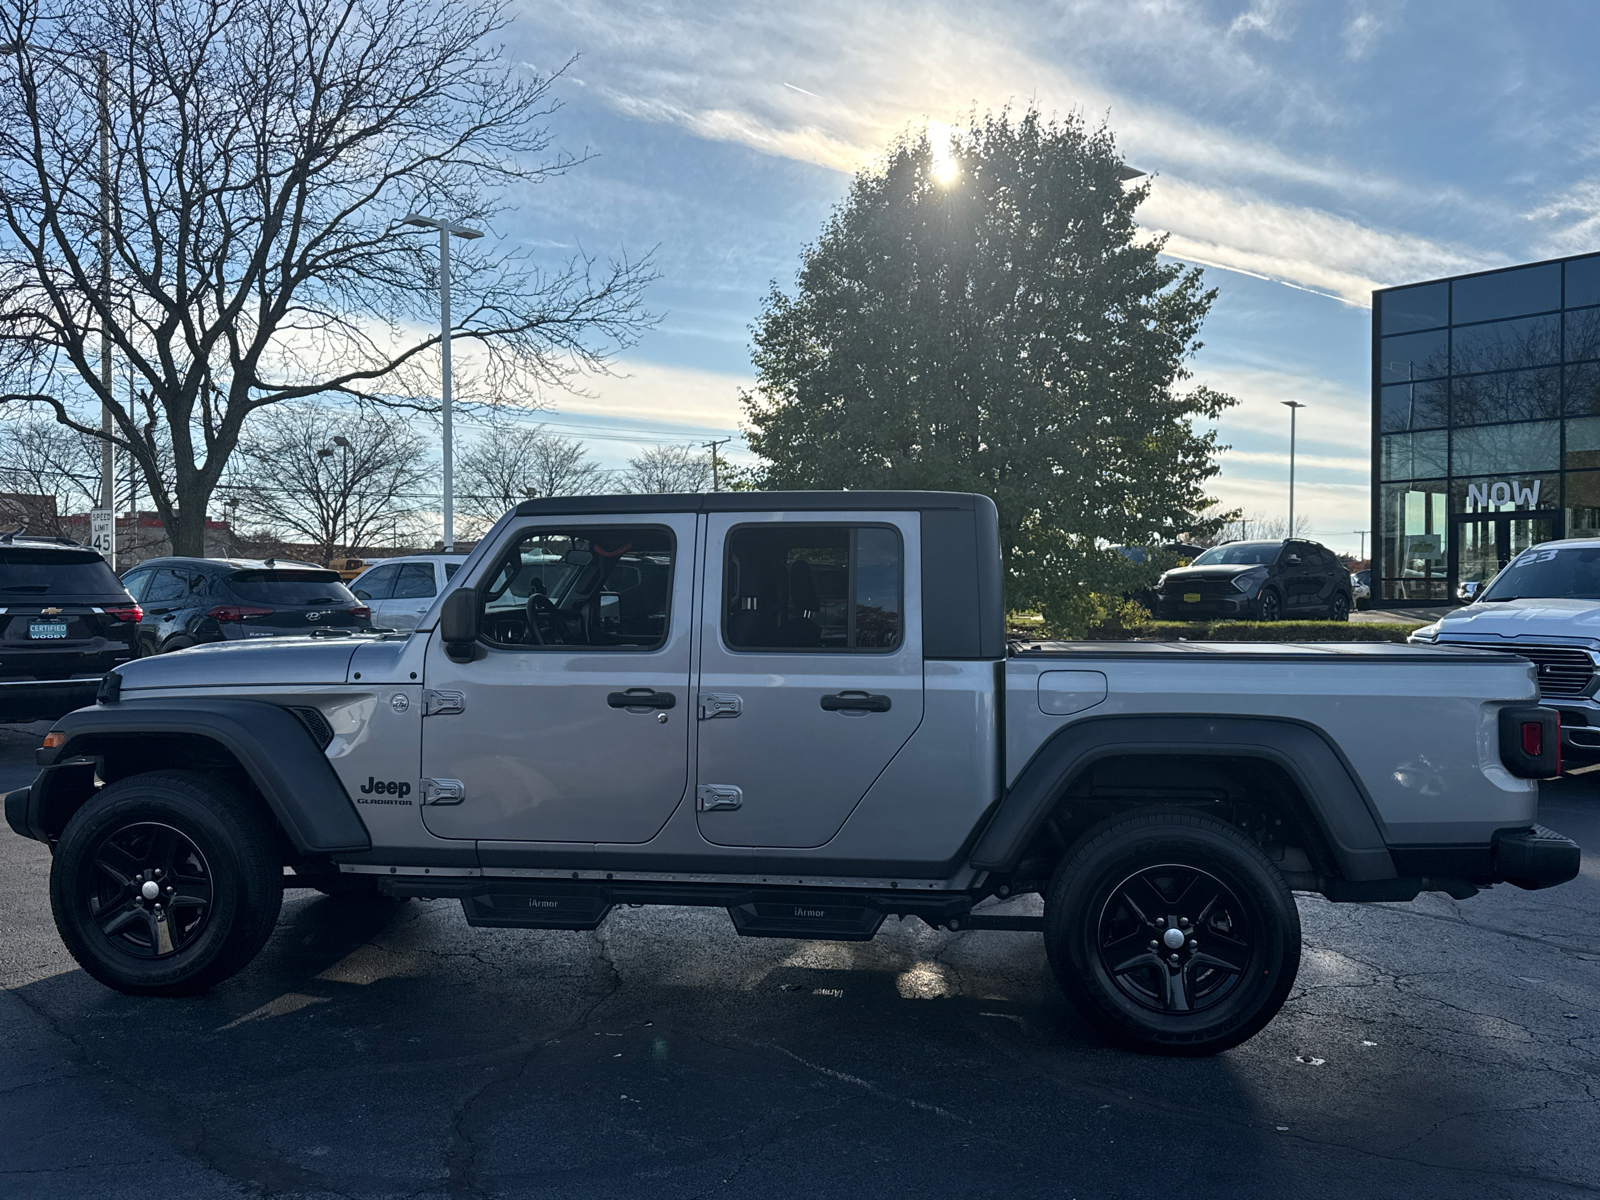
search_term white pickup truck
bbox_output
[6,491,1579,1055]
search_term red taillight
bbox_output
[348,605,371,620]
[207,604,274,623]
[103,604,143,623]
[1522,722,1544,757]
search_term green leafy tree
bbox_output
[742,108,1235,634]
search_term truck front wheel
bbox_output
[49,771,284,996]
[1043,810,1301,1056]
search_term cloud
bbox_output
[550,357,751,430]
[524,0,1497,304]
[1341,4,1391,62]
[1146,178,1500,304]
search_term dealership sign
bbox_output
[1465,479,1541,509]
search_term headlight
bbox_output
[1231,567,1269,593]
[1410,622,1441,643]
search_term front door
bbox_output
[420,515,695,843]
[1453,511,1559,598]
[695,513,924,848]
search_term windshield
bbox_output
[0,547,124,594]
[1478,546,1600,602]
[1190,542,1280,567]
[226,570,356,606]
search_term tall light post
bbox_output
[402,214,483,552]
[1282,401,1306,537]
[2,40,117,562]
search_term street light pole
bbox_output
[1282,401,1306,537]
[402,214,483,552]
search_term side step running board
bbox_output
[377,877,1043,940]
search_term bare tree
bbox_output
[0,412,147,534]
[0,0,656,555]
[223,403,432,564]
[455,424,605,534]
[618,444,712,494]
[1202,511,1313,545]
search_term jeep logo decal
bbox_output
[359,777,412,798]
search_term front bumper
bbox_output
[1154,595,1254,618]
[1544,699,1600,759]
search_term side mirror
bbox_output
[440,587,479,656]
[1284,554,1301,566]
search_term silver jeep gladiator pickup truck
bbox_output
[5,492,1581,1055]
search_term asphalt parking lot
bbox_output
[2,723,1597,1200]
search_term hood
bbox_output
[1436,597,1600,642]
[116,636,370,691]
[1162,564,1265,580]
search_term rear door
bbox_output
[419,515,695,843]
[695,512,924,848]
[378,563,437,632]
[351,562,398,627]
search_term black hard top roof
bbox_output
[513,490,985,517]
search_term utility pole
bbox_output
[703,437,731,492]
[97,49,115,565]
[1353,530,1367,560]
[1282,401,1306,537]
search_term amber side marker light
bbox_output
[41,732,66,750]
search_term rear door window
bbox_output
[225,570,356,606]
[0,548,122,595]
[723,524,903,651]
[393,563,438,599]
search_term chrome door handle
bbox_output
[607,689,676,710]
[820,691,891,713]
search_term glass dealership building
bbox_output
[1373,251,1600,603]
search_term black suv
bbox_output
[118,558,375,654]
[1154,539,1354,622]
[0,536,142,720]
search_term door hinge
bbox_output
[696,784,743,811]
[698,693,743,720]
[423,690,465,716]
[422,778,465,805]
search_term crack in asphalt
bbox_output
[442,923,627,1199]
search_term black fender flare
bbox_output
[969,714,1397,882]
[22,699,371,854]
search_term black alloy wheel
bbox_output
[1044,810,1301,1055]
[1329,591,1350,622]
[1256,589,1282,622]
[1094,864,1253,1015]
[50,771,283,996]
[86,822,214,958]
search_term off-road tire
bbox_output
[1043,810,1301,1056]
[50,771,283,996]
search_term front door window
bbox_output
[419,518,692,844]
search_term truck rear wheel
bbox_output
[49,771,284,996]
[1043,810,1300,1056]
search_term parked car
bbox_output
[8,492,1577,1058]
[0,535,141,721]
[1154,539,1354,621]
[117,557,375,653]
[1412,537,1600,764]
[1351,568,1371,603]
[349,554,468,633]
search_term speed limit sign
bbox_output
[90,509,114,562]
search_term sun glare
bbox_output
[928,121,958,185]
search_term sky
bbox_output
[467,0,1600,557]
